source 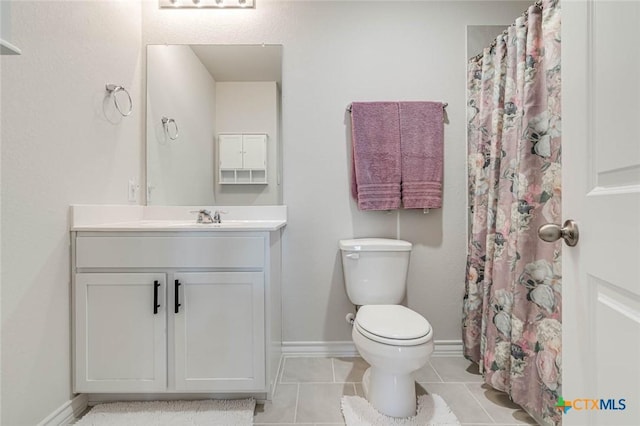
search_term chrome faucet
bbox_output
[190,209,227,224]
[191,209,214,223]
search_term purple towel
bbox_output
[350,102,402,211]
[399,102,444,209]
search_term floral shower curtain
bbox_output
[462,0,562,424]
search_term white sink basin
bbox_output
[162,221,259,228]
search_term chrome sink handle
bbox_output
[213,210,228,224]
[189,209,214,223]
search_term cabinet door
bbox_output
[74,273,167,392]
[219,134,244,169]
[242,134,267,169]
[173,272,265,391]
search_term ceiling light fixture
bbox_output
[159,0,254,8]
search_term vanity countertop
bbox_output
[72,219,286,232]
[70,205,287,232]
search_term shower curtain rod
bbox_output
[469,0,543,62]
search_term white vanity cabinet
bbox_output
[75,273,167,392]
[72,230,281,396]
[172,271,264,391]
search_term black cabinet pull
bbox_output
[153,280,161,314]
[175,280,182,313]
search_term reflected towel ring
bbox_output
[105,84,133,117]
[162,116,179,140]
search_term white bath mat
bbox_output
[341,394,461,426]
[75,399,255,425]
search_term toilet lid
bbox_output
[355,305,432,346]
[339,238,412,252]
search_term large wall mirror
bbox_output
[146,44,283,206]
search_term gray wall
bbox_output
[1,2,142,424]
[467,25,508,58]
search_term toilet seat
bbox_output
[355,305,432,346]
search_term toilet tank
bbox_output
[339,238,412,306]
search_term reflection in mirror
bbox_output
[146,44,282,206]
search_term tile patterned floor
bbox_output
[255,355,539,426]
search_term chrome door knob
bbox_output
[538,219,579,247]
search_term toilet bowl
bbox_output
[352,305,434,418]
[339,238,434,418]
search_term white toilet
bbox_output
[339,238,434,418]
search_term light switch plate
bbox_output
[128,179,138,202]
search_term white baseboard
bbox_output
[38,393,88,426]
[87,392,268,405]
[282,340,463,357]
[282,341,359,356]
[430,340,464,357]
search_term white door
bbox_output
[563,2,640,425]
[219,134,244,169]
[172,272,265,391]
[74,273,167,392]
[242,134,267,169]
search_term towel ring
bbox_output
[105,84,133,117]
[161,116,179,141]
